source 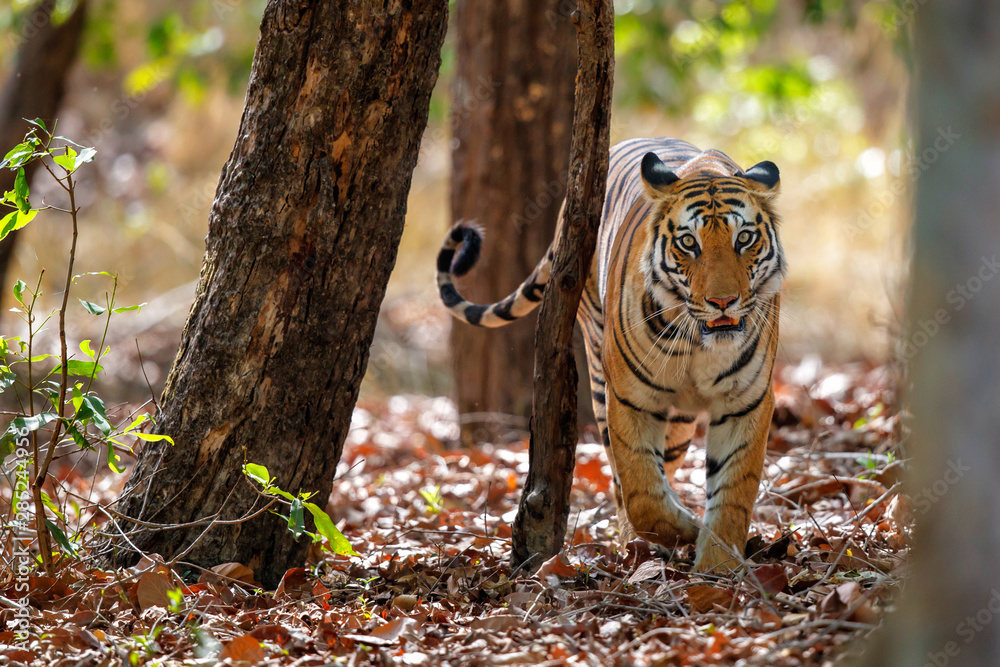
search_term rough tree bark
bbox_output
[858,2,1000,665]
[511,0,613,570]
[113,0,448,588]
[0,0,88,310]
[448,0,577,444]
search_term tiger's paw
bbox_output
[632,513,699,549]
[616,513,638,550]
[693,536,744,574]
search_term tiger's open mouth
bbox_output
[700,317,745,336]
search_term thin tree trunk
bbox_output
[0,0,88,310]
[449,0,576,444]
[112,0,448,588]
[858,2,1000,664]
[511,0,613,570]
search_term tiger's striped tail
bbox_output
[436,221,554,327]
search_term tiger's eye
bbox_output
[737,230,752,245]
[681,235,696,248]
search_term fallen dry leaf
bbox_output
[136,571,176,612]
[471,614,523,632]
[687,585,737,613]
[820,581,878,624]
[344,616,418,646]
[628,559,666,584]
[393,594,419,611]
[536,553,578,579]
[219,634,266,665]
[1,648,34,662]
[204,562,257,587]
[751,564,788,596]
[274,567,312,602]
[249,624,291,645]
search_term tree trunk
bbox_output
[858,2,1000,664]
[112,0,448,588]
[511,0,613,570]
[449,0,577,444]
[0,0,88,311]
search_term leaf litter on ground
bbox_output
[0,358,908,666]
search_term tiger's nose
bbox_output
[706,295,738,311]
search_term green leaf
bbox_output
[81,395,111,435]
[13,280,26,305]
[0,209,37,242]
[1,142,33,169]
[9,412,58,433]
[52,146,96,174]
[107,437,133,454]
[14,168,29,212]
[53,136,85,148]
[0,366,14,393]
[79,299,106,315]
[44,519,79,558]
[166,587,183,613]
[26,118,46,132]
[65,423,91,450]
[132,432,173,443]
[124,414,150,431]
[52,155,74,171]
[51,359,104,378]
[0,211,12,232]
[40,491,65,521]
[122,412,170,443]
[0,336,18,356]
[112,303,146,314]
[74,147,97,169]
[80,340,95,359]
[243,463,270,486]
[0,432,14,463]
[72,271,113,281]
[267,486,297,502]
[420,486,443,514]
[106,442,125,474]
[287,497,305,539]
[303,501,357,556]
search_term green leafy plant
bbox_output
[242,462,357,557]
[419,485,444,515]
[0,121,171,574]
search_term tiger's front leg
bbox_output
[607,394,700,548]
[694,385,774,573]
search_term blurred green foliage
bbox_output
[0,0,911,123]
[1,0,264,102]
[614,0,790,111]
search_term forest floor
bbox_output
[1,359,908,666]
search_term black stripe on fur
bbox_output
[668,414,696,423]
[521,281,544,302]
[451,227,482,277]
[440,284,463,308]
[464,304,486,326]
[436,247,455,273]
[492,297,517,321]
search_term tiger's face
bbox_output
[640,152,785,349]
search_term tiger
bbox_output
[435,137,784,573]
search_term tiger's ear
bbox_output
[743,160,780,196]
[640,152,680,199]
